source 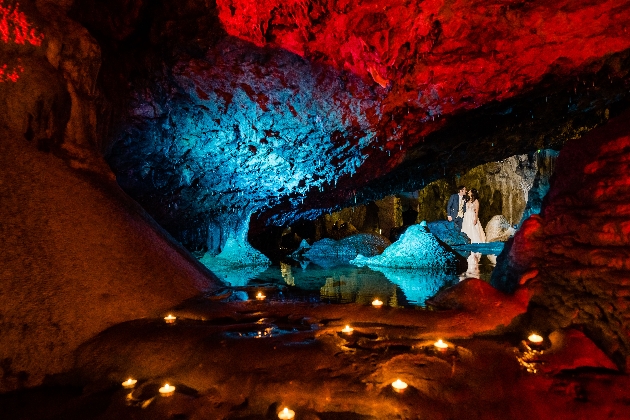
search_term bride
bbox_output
[461,188,486,243]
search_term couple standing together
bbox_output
[447,186,486,243]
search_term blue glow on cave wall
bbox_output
[108,37,384,253]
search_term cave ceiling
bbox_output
[74,0,630,251]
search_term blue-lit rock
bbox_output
[427,220,470,246]
[351,225,462,269]
[372,267,460,307]
[109,37,381,252]
[199,213,271,285]
[302,233,390,267]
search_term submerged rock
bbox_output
[485,215,516,242]
[351,225,462,269]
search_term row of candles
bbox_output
[156,299,545,419]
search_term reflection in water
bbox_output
[318,268,397,306]
[462,252,482,280]
[211,249,498,306]
[206,263,269,287]
[280,262,295,286]
[459,252,497,282]
[369,267,460,306]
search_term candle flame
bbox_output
[392,379,408,390]
[528,333,543,343]
[434,339,448,349]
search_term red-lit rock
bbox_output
[502,109,630,371]
[217,0,630,128]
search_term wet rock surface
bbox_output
[0,129,222,393]
[496,110,630,371]
[2,287,629,420]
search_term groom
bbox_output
[447,185,467,230]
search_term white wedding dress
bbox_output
[461,201,486,243]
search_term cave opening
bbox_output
[2,0,630,419]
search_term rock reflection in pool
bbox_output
[247,264,465,307]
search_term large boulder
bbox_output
[427,220,470,246]
[351,225,462,269]
[485,215,516,242]
[304,234,390,267]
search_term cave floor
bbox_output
[2,281,629,420]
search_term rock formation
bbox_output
[0,129,221,392]
[485,215,516,242]
[303,233,390,266]
[494,110,630,371]
[0,0,223,392]
[351,225,462,269]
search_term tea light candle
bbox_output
[164,314,176,324]
[434,339,448,351]
[278,407,295,419]
[372,298,383,308]
[256,292,266,300]
[341,325,354,335]
[392,379,408,393]
[122,378,137,389]
[159,383,176,397]
[528,333,543,344]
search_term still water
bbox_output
[211,246,501,307]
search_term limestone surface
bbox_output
[485,215,516,243]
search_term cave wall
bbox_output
[78,0,630,250]
[0,0,221,392]
[495,110,630,371]
[411,151,559,227]
[304,150,557,245]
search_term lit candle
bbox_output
[341,325,354,335]
[122,378,137,389]
[372,298,383,308]
[256,292,266,300]
[528,333,543,344]
[159,383,176,397]
[392,379,408,393]
[278,407,295,419]
[164,314,176,324]
[434,339,448,351]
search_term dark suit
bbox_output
[447,193,466,230]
